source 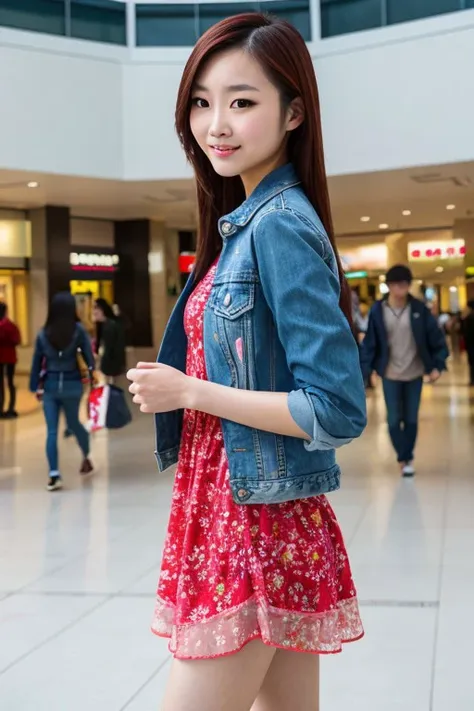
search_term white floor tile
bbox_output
[0,597,170,711]
[0,592,107,672]
[354,564,440,603]
[321,607,437,711]
[121,660,171,711]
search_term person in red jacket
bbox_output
[0,302,21,419]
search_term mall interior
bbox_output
[0,1,474,709]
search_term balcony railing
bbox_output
[320,0,474,38]
[0,0,311,46]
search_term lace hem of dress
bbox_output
[151,594,364,660]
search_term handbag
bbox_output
[88,384,131,432]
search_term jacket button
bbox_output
[238,488,248,498]
[213,332,219,342]
[221,221,232,234]
[224,293,232,307]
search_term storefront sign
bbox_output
[70,252,119,272]
[408,240,465,261]
[340,244,387,272]
[346,271,368,280]
[179,252,196,274]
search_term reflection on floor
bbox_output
[0,365,473,710]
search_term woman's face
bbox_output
[92,304,105,323]
[190,48,303,196]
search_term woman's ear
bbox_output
[286,98,305,132]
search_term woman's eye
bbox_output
[191,97,209,108]
[231,99,254,109]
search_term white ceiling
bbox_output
[0,160,473,235]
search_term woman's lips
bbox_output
[209,145,240,158]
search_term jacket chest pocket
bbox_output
[208,281,256,389]
[210,282,255,320]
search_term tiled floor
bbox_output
[1,365,473,710]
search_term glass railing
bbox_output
[0,0,310,46]
[135,1,311,46]
[321,0,474,39]
[0,0,127,44]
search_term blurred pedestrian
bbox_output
[93,298,126,381]
[30,292,95,491]
[462,300,474,385]
[360,265,449,476]
[0,302,21,419]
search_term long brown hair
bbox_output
[175,13,351,321]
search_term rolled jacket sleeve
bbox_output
[253,208,367,451]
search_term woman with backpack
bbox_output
[30,292,95,491]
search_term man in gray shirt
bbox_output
[360,265,449,477]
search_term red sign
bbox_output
[179,253,196,273]
[408,240,465,261]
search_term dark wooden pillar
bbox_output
[45,206,71,297]
[114,220,152,347]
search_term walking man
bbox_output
[360,265,449,476]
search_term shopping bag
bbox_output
[88,385,110,432]
[105,385,132,429]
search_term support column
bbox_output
[148,221,170,351]
[29,205,71,334]
[114,219,153,348]
[454,219,474,302]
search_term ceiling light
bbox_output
[360,216,370,223]
[379,223,389,230]
[449,286,458,293]
[446,204,456,210]
[27,181,39,188]
[402,210,411,216]
[435,266,444,273]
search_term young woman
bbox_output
[30,292,95,491]
[93,298,126,380]
[127,14,366,711]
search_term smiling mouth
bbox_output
[209,145,240,157]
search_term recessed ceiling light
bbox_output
[435,266,444,273]
[360,216,370,223]
[402,210,412,216]
[379,223,389,230]
[446,204,456,210]
[27,181,39,188]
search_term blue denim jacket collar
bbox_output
[218,163,301,234]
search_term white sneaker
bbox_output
[402,463,416,477]
[46,475,63,491]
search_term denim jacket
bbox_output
[155,164,367,505]
[30,324,94,394]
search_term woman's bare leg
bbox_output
[160,640,276,711]
[251,649,320,711]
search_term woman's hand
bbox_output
[127,362,191,414]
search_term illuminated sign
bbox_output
[346,271,368,279]
[340,244,387,272]
[70,252,119,272]
[408,240,465,261]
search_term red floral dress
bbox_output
[152,263,364,660]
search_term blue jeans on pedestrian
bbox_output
[43,387,89,473]
[382,377,423,463]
